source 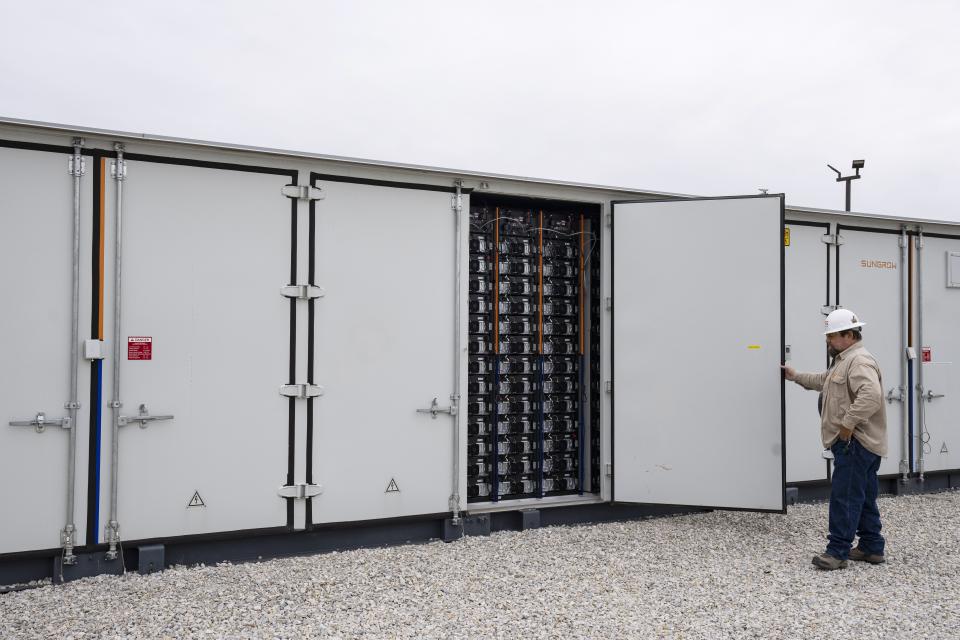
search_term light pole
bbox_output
[827,159,865,212]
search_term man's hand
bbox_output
[781,364,797,381]
[839,427,854,442]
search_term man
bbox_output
[781,308,888,570]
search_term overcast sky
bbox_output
[2,1,958,221]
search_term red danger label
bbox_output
[922,347,932,363]
[128,336,152,360]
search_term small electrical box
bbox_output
[948,251,960,288]
[84,339,106,361]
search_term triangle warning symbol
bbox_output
[187,491,206,508]
[941,442,949,454]
[385,478,400,493]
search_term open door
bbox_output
[612,196,785,512]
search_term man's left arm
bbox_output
[840,358,883,439]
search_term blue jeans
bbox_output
[827,437,884,559]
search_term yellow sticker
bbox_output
[748,345,761,350]
[784,227,790,247]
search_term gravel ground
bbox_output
[2,490,959,639]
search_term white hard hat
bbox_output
[824,308,866,335]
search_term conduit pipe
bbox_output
[63,138,85,565]
[899,226,909,482]
[449,179,463,523]
[106,143,125,559]
[916,227,926,481]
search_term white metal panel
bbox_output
[918,236,960,472]
[837,229,901,475]
[613,197,784,511]
[106,160,291,541]
[784,223,830,482]
[0,147,90,553]
[310,179,455,524]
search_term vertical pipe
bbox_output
[106,143,125,559]
[899,226,909,481]
[63,138,84,565]
[916,228,926,480]
[450,181,463,522]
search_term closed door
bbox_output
[106,159,294,541]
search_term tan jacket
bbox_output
[793,342,888,457]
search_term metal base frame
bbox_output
[3,501,699,586]
[5,477,955,586]
[788,471,959,503]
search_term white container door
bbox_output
[612,196,785,512]
[918,234,960,473]
[309,176,457,524]
[836,227,901,476]
[0,146,92,553]
[106,159,294,541]
[784,221,831,483]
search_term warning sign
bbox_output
[385,478,400,493]
[922,347,932,363]
[128,336,152,360]
[784,227,790,247]
[187,491,205,508]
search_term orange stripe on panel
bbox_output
[538,210,544,354]
[98,157,106,339]
[579,214,585,355]
[493,207,500,354]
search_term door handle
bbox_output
[417,397,457,419]
[118,404,174,428]
[9,412,71,433]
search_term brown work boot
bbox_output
[849,547,885,564]
[811,553,848,570]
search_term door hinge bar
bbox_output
[821,234,844,246]
[110,160,127,180]
[280,284,325,300]
[278,483,324,499]
[279,383,324,399]
[605,297,612,311]
[118,404,174,428]
[605,381,612,394]
[9,412,71,433]
[417,396,457,419]
[606,212,612,228]
[281,185,325,201]
[68,146,86,177]
[821,304,840,315]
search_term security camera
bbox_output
[852,159,865,169]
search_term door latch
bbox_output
[281,185,325,201]
[417,397,456,419]
[924,390,945,401]
[886,388,904,404]
[278,483,323,499]
[280,284,325,300]
[118,404,174,428]
[279,384,323,399]
[9,412,71,433]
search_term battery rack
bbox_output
[467,200,600,503]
